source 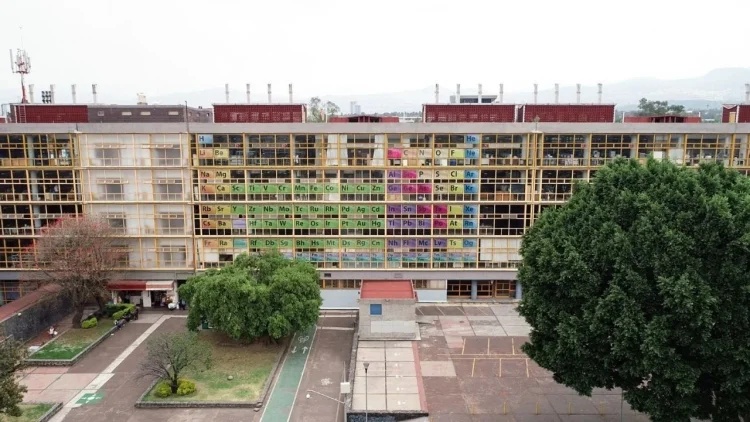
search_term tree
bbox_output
[518,158,750,422]
[307,96,340,122]
[139,332,212,394]
[32,215,124,324]
[0,338,27,417]
[179,251,322,342]
[636,98,686,116]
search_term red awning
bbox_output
[108,280,146,291]
[145,281,174,291]
[108,280,174,291]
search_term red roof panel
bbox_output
[360,280,415,300]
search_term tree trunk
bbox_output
[71,306,84,326]
[95,294,107,312]
[171,377,179,393]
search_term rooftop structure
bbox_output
[624,114,702,123]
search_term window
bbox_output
[140,111,151,116]
[121,111,132,116]
[370,304,382,316]
[168,111,179,116]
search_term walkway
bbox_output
[260,325,317,422]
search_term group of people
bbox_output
[114,305,139,330]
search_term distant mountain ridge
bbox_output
[2,68,748,113]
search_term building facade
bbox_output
[2,122,750,308]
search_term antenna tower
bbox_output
[9,48,31,103]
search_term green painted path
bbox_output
[261,325,317,422]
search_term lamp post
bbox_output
[363,362,370,422]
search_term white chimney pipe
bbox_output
[597,83,603,104]
[435,84,439,103]
[28,84,34,103]
[246,83,251,103]
[92,84,98,103]
[745,83,750,102]
[456,84,460,103]
[50,84,55,104]
[289,83,293,103]
[71,84,77,104]
[225,83,230,103]
[554,83,559,104]
[533,84,538,104]
[576,84,581,104]
[478,84,483,103]
[267,84,272,103]
[498,84,504,104]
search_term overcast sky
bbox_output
[2,0,749,103]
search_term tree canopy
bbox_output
[636,98,686,116]
[518,159,750,422]
[32,215,124,324]
[308,97,340,122]
[0,338,27,416]
[179,251,322,341]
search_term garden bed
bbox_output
[137,330,286,408]
[26,319,116,365]
[0,403,60,422]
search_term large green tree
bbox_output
[179,251,322,342]
[636,98,686,115]
[0,338,27,417]
[518,159,750,422]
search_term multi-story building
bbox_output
[2,118,750,308]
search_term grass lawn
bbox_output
[0,403,54,422]
[29,319,114,360]
[144,331,284,402]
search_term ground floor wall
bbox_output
[0,289,71,342]
[320,269,520,308]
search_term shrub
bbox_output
[112,310,126,320]
[176,379,196,396]
[154,381,172,398]
[105,303,135,317]
[81,317,98,329]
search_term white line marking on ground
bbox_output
[286,328,318,422]
[259,332,298,422]
[103,314,169,373]
[51,314,179,421]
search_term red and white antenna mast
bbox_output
[10,48,31,104]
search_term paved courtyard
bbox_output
[415,304,650,422]
[18,309,356,422]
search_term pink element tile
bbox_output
[19,374,62,390]
[47,373,98,390]
[387,149,402,159]
[32,367,69,374]
[402,170,418,179]
[433,204,448,214]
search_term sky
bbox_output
[1,0,749,104]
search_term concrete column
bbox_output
[141,290,152,308]
[471,280,478,300]
[26,137,42,229]
[515,283,522,300]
